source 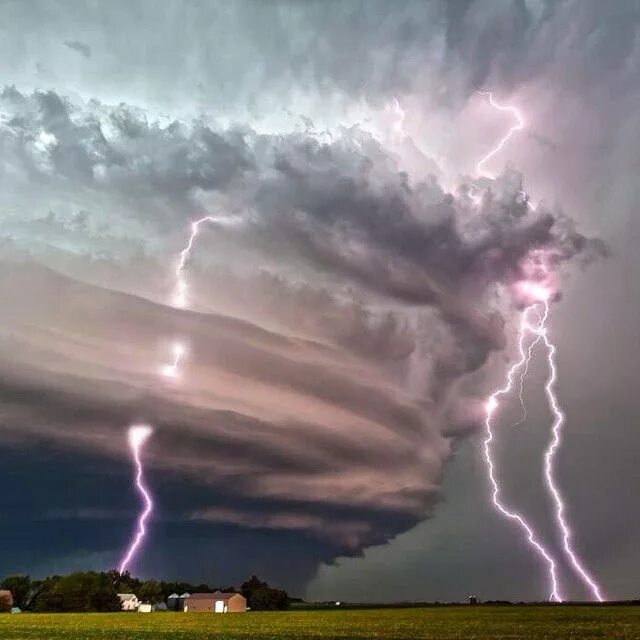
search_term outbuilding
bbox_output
[0,591,14,612]
[183,591,246,613]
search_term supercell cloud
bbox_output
[0,86,600,557]
[0,0,636,594]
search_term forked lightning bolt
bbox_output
[479,91,605,601]
[119,425,154,574]
[483,304,563,602]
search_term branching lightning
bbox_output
[119,425,154,574]
[478,91,605,601]
[483,303,563,602]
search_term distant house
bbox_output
[117,593,140,611]
[183,591,247,613]
[0,590,14,612]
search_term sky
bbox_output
[0,0,639,602]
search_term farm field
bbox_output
[1,606,640,640]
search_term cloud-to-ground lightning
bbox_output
[483,303,563,602]
[539,320,606,601]
[122,218,234,565]
[478,92,605,600]
[476,91,524,179]
[119,425,154,574]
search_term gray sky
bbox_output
[0,0,638,601]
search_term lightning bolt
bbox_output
[121,215,238,570]
[173,214,238,310]
[513,332,542,427]
[161,341,186,379]
[484,304,563,602]
[119,217,237,568]
[119,425,154,574]
[160,214,241,379]
[476,91,524,179]
[539,319,606,601]
[479,92,605,601]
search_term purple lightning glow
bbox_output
[479,92,605,601]
[119,425,154,574]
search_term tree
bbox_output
[138,579,163,604]
[107,570,142,595]
[0,575,31,609]
[241,576,289,611]
[30,572,121,613]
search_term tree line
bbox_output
[0,572,289,612]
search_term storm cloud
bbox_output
[0,0,637,598]
[0,81,601,566]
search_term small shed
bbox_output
[138,603,153,613]
[183,591,246,613]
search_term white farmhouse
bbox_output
[117,593,140,611]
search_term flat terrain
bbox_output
[2,606,640,640]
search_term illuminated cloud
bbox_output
[1,0,634,597]
[0,87,601,559]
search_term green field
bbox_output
[2,607,640,640]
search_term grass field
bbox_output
[2,606,640,640]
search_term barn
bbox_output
[0,590,13,611]
[183,591,247,613]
